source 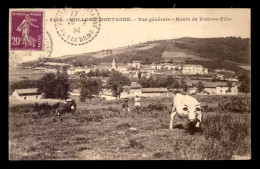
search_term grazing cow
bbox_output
[170,93,202,130]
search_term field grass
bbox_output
[9,95,251,160]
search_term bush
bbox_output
[201,113,250,159]
[218,97,250,113]
[144,102,168,111]
[128,139,144,149]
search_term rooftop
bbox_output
[142,88,168,93]
[14,88,40,95]
[130,82,142,89]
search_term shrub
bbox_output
[201,113,250,159]
[218,97,250,113]
[144,102,168,111]
[128,139,144,149]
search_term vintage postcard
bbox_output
[9,8,251,160]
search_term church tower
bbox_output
[112,58,116,70]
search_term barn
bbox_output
[12,88,43,100]
[141,88,169,97]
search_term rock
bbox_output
[142,154,147,158]
[117,131,125,135]
[129,127,137,131]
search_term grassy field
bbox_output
[9,95,251,160]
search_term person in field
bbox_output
[134,95,141,113]
[121,99,130,115]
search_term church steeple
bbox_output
[112,57,116,69]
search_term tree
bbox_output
[38,71,70,99]
[197,81,205,93]
[138,71,142,80]
[79,77,102,101]
[238,73,250,94]
[38,73,57,98]
[145,58,150,64]
[55,70,70,99]
[140,75,147,87]
[172,80,180,89]
[169,59,173,64]
[107,71,130,99]
[227,81,233,92]
[95,69,100,77]
[166,76,175,87]
[111,81,123,99]
[180,79,188,93]
[87,70,95,77]
[107,71,130,87]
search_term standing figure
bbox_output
[16,14,39,47]
[134,95,141,113]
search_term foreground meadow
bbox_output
[9,95,251,160]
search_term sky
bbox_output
[9,8,251,62]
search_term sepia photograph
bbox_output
[8,8,251,160]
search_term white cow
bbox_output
[170,93,202,130]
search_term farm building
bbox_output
[12,88,43,100]
[203,82,238,95]
[141,88,169,97]
[164,63,182,70]
[67,67,86,75]
[203,82,217,94]
[189,87,198,95]
[182,64,208,74]
[216,82,238,95]
[132,61,141,69]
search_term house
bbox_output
[216,82,238,95]
[225,78,239,82]
[151,63,163,70]
[182,64,208,74]
[189,87,198,95]
[67,67,87,75]
[203,82,217,94]
[203,82,238,95]
[132,61,141,69]
[141,88,169,97]
[164,63,181,71]
[12,88,43,100]
[129,82,142,97]
[215,74,225,80]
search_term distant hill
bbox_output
[174,37,250,64]
[19,37,250,72]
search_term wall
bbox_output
[15,94,42,101]
[204,88,216,94]
[142,92,168,98]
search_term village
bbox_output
[11,57,240,101]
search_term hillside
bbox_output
[19,37,250,72]
[174,37,250,64]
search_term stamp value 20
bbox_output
[10,11,43,51]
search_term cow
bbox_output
[169,93,202,131]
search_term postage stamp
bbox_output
[54,9,101,46]
[10,11,44,50]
